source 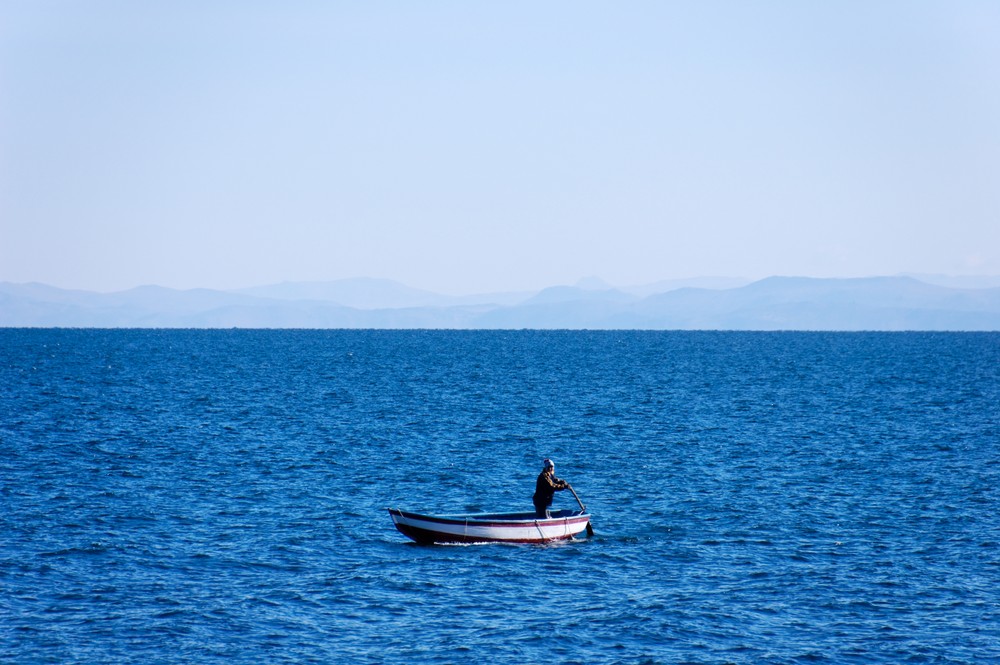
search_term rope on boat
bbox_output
[533,520,546,541]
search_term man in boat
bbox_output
[533,458,569,518]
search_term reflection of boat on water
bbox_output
[387,508,591,544]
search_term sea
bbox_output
[1,329,998,664]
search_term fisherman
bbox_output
[532,458,569,518]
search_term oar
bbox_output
[566,484,595,537]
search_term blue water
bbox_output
[2,330,998,664]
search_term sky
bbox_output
[2,1,999,295]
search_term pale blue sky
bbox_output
[2,1,998,294]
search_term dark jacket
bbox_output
[532,470,567,509]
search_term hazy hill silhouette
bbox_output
[2,276,999,330]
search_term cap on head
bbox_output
[543,458,554,470]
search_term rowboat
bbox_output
[388,508,592,544]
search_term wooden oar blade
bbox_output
[567,484,595,537]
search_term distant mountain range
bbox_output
[2,276,1000,330]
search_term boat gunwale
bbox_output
[388,508,590,529]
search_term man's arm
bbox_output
[541,473,566,490]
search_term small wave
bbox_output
[39,542,112,557]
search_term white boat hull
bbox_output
[388,508,591,544]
